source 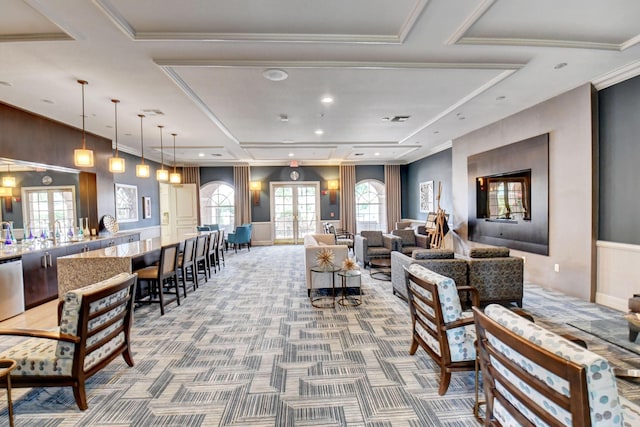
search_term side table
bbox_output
[0,359,17,427]
[310,265,341,308]
[338,270,362,306]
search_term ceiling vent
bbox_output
[142,109,164,116]
[390,115,410,122]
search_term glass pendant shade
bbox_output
[169,171,181,184]
[73,80,94,167]
[136,164,150,178]
[109,157,126,173]
[0,187,11,197]
[108,99,125,173]
[156,168,169,181]
[2,176,15,188]
[135,114,149,178]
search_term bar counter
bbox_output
[57,237,178,297]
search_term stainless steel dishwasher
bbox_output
[0,257,25,321]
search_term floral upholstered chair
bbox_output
[465,247,524,307]
[474,304,640,426]
[0,273,137,410]
[404,264,479,394]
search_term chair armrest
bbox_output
[382,234,399,251]
[415,233,430,248]
[443,316,475,330]
[457,286,480,306]
[0,328,80,343]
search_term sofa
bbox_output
[303,234,358,296]
[391,250,467,301]
[475,304,640,426]
[354,230,400,267]
[463,247,523,307]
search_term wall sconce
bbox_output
[327,180,339,204]
[249,181,262,206]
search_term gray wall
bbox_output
[403,149,452,221]
[598,75,640,245]
[452,84,596,301]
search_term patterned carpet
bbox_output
[0,244,638,426]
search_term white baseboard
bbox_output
[595,292,626,312]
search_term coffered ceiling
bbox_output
[1,0,640,167]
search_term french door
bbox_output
[271,182,320,244]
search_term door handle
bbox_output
[47,253,53,267]
[41,254,47,268]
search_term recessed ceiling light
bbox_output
[41,99,54,104]
[321,96,334,104]
[314,129,324,135]
[554,62,568,70]
[262,68,288,81]
[198,153,205,157]
[496,95,506,101]
[288,152,294,157]
[433,130,440,134]
[0,81,12,87]
[374,152,380,156]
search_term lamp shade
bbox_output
[328,180,339,190]
[0,187,12,197]
[109,156,126,173]
[136,164,150,178]
[169,171,181,184]
[2,176,15,188]
[249,181,262,191]
[156,168,169,181]
[74,148,94,167]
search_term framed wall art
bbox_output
[419,181,434,213]
[142,196,151,219]
[115,183,138,223]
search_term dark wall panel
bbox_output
[599,75,640,244]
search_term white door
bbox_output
[160,183,198,241]
[271,182,319,244]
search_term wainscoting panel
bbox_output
[596,240,640,311]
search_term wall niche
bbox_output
[467,133,549,255]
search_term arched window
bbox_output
[355,179,386,232]
[200,181,234,232]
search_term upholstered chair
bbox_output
[227,225,251,252]
[134,243,180,316]
[354,230,399,266]
[178,237,197,292]
[465,247,524,307]
[391,229,429,256]
[0,273,137,410]
[404,264,479,395]
[327,224,354,250]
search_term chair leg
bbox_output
[438,369,452,395]
[122,345,135,367]
[72,383,88,410]
[409,337,419,355]
[157,280,165,316]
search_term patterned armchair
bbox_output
[0,273,137,410]
[475,304,640,426]
[354,230,399,266]
[465,247,524,307]
[404,264,479,395]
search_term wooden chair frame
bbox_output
[473,307,591,426]
[404,266,479,395]
[0,274,137,410]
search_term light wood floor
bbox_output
[0,300,58,330]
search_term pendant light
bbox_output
[2,164,15,188]
[156,125,168,181]
[108,99,125,173]
[169,133,181,184]
[136,114,150,178]
[73,80,94,167]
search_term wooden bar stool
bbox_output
[134,242,180,315]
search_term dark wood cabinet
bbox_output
[22,246,68,309]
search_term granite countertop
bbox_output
[0,231,140,261]
[59,236,176,260]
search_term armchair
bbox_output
[464,247,524,307]
[227,224,251,252]
[354,230,399,267]
[391,229,429,256]
[404,264,479,395]
[0,273,137,410]
[327,224,353,250]
[474,304,640,426]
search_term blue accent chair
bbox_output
[227,224,251,253]
[204,224,219,231]
[196,225,211,232]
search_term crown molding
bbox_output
[592,59,640,90]
[444,0,495,46]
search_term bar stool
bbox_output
[134,242,180,315]
[207,230,219,276]
[193,234,209,285]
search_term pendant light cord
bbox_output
[172,133,177,173]
[79,80,88,150]
[138,114,145,163]
[112,99,119,156]
[158,126,164,168]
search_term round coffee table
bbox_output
[369,258,391,281]
[0,359,17,427]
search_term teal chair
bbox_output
[204,224,219,231]
[196,225,211,232]
[227,225,251,253]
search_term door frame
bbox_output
[269,181,321,244]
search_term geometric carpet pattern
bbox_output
[0,244,638,426]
